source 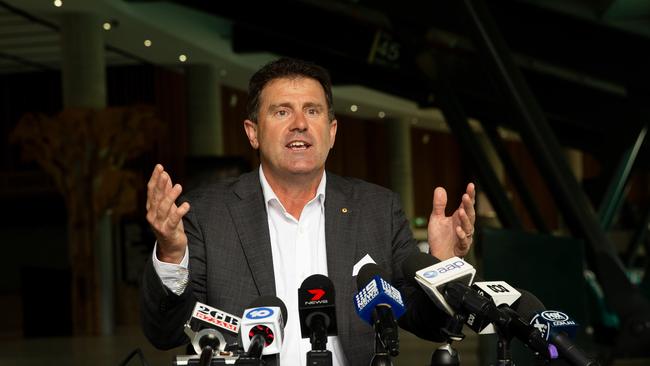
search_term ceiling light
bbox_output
[378,111,386,119]
[144,39,152,47]
[102,22,112,31]
[179,54,187,62]
[53,0,63,7]
[350,105,358,112]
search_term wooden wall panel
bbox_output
[411,127,468,219]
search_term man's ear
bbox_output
[329,119,338,148]
[243,119,259,149]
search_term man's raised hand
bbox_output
[427,183,476,260]
[145,164,190,264]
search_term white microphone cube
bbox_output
[414,257,476,315]
[241,306,284,355]
[471,281,521,334]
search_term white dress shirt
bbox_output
[153,166,348,365]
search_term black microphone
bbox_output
[298,274,338,349]
[513,292,599,366]
[354,263,406,357]
[298,274,337,366]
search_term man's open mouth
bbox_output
[286,141,311,151]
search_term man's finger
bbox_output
[455,225,472,250]
[152,170,170,209]
[167,201,190,229]
[432,187,448,216]
[455,225,468,241]
[158,171,173,193]
[462,193,476,224]
[156,183,182,221]
[458,207,473,235]
[466,182,476,203]
[146,164,164,210]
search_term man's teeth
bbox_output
[288,142,308,148]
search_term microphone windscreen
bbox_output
[300,273,333,290]
[402,252,440,283]
[356,263,390,290]
[246,295,288,325]
[298,274,337,338]
[512,290,546,321]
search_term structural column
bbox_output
[61,13,106,108]
[476,130,505,227]
[565,148,583,183]
[387,118,415,220]
[186,64,224,156]
[60,12,112,336]
[560,148,583,233]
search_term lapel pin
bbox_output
[341,208,348,213]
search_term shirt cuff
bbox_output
[151,242,189,295]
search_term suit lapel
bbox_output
[228,171,276,297]
[324,173,359,341]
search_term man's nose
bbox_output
[290,111,308,131]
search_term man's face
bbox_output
[244,77,337,179]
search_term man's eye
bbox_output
[307,108,319,115]
[276,110,288,117]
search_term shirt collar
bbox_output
[258,165,327,209]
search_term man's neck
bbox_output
[262,166,323,220]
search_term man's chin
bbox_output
[284,164,323,177]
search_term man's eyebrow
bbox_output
[303,102,324,109]
[268,102,293,111]
[268,102,324,110]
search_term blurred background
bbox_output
[0,0,649,365]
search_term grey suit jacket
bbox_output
[141,170,447,365]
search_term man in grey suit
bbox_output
[142,58,476,365]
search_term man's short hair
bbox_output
[246,57,336,123]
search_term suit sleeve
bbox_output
[388,192,449,342]
[140,196,206,350]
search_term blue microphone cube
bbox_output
[354,275,406,325]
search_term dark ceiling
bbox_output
[165,0,649,168]
[3,0,648,168]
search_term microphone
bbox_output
[354,263,406,357]
[402,252,476,316]
[183,302,241,366]
[528,309,598,366]
[402,252,555,359]
[468,281,521,334]
[298,274,337,365]
[298,274,338,348]
[240,295,288,358]
[444,281,553,358]
[501,288,599,366]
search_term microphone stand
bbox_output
[430,312,466,366]
[237,334,268,366]
[370,332,393,366]
[306,314,333,366]
[492,309,518,366]
[494,334,514,366]
[199,346,215,366]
